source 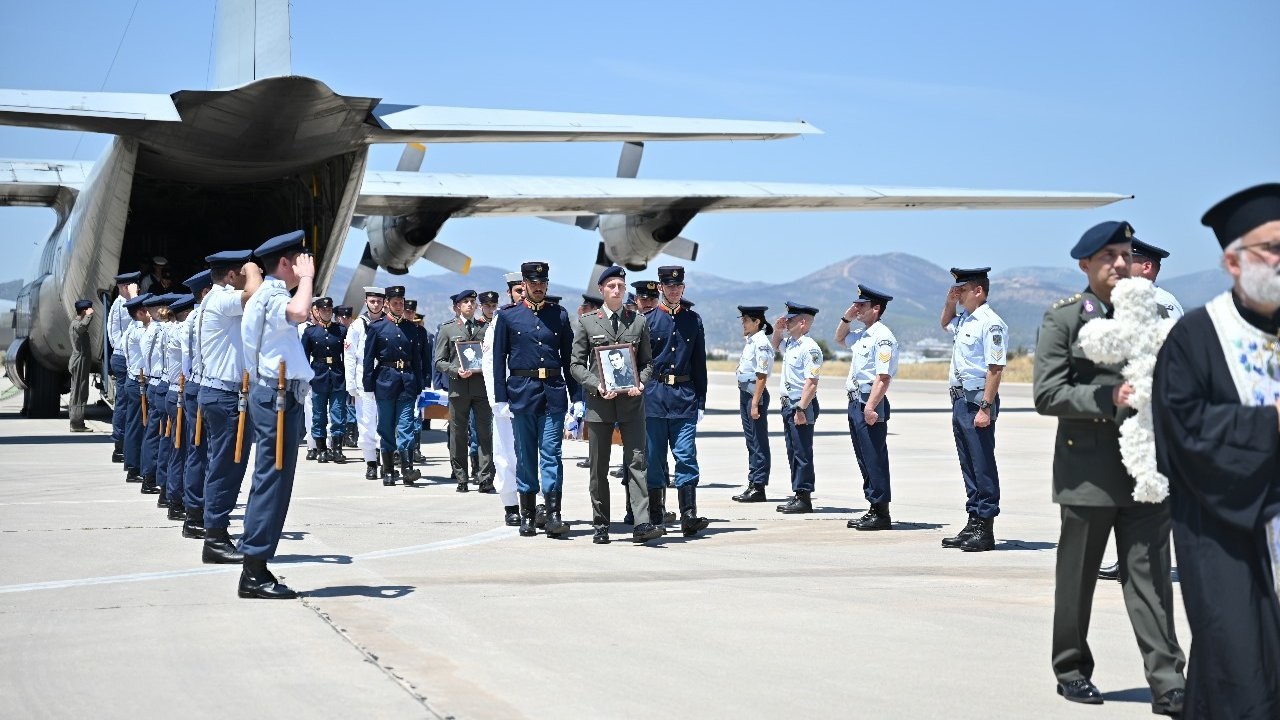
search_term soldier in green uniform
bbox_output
[68,299,95,432]
[1032,220,1185,715]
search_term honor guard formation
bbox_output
[82,183,1280,718]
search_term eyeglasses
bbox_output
[1241,240,1280,259]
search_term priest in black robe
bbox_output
[1152,183,1280,720]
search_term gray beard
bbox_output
[1239,256,1280,307]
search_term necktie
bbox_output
[611,313,619,334]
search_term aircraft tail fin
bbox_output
[211,0,292,89]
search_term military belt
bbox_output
[378,360,408,370]
[255,377,304,392]
[512,368,561,380]
[324,356,335,364]
[660,374,691,385]
[847,390,871,404]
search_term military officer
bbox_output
[578,293,603,316]
[303,296,347,463]
[140,293,176,496]
[938,267,1006,552]
[570,265,664,544]
[198,249,263,565]
[571,295,600,470]
[299,305,318,460]
[478,290,500,321]
[434,289,495,492]
[631,280,660,314]
[344,287,386,480]
[333,305,359,445]
[403,299,433,465]
[108,272,141,460]
[163,294,195,521]
[643,265,710,535]
[364,286,425,486]
[771,301,823,513]
[179,270,213,539]
[68,299,95,433]
[732,306,773,502]
[482,272,529,526]
[491,261,577,538]
[121,293,152,482]
[1033,221,1186,711]
[836,285,900,530]
[238,230,316,599]
[1131,239,1184,320]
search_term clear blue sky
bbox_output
[2,0,1276,290]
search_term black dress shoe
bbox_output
[1097,561,1120,581]
[847,509,875,529]
[1151,688,1184,716]
[775,495,796,512]
[167,504,186,521]
[111,447,125,464]
[364,461,379,480]
[329,448,348,464]
[622,509,634,525]
[609,467,625,479]
[125,469,143,483]
[503,506,520,527]
[238,558,298,600]
[202,529,244,564]
[632,522,665,542]
[778,493,813,514]
[732,484,767,503]
[1056,679,1103,705]
[576,458,590,468]
[592,526,610,544]
[455,481,468,493]
[156,490,169,508]
[305,448,318,461]
[477,479,495,494]
[140,477,161,495]
[534,503,547,529]
[182,508,206,539]
[412,450,428,464]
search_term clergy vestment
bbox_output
[1152,291,1280,720]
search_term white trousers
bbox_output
[357,390,379,461]
[492,412,518,505]
[303,388,316,449]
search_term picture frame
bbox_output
[595,343,639,392]
[455,340,484,372]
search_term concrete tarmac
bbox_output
[0,374,1188,719]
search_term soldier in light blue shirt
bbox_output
[236,230,315,599]
[178,270,214,540]
[162,295,195,521]
[731,305,774,503]
[772,301,823,514]
[939,267,1007,552]
[107,271,141,462]
[121,294,151,482]
[139,294,176,497]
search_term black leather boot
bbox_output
[477,477,495,494]
[399,450,421,486]
[1097,562,1120,581]
[543,491,569,538]
[678,485,710,537]
[412,440,427,465]
[167,503,186,521]
[634,493,665,543]
[660,487,677,525]
[503,505,520,527]
[156,487,169,508]
[958,517,995,552]
[854,503,892,531]
[305,448,318,461]
[140,475,160,494]
[469,452,480,483]
[733,483,767,503]
[111,440,124,463]
[778,491,813,514]
[365,460,378,480]
[381,451,397,487]
[315,438,329,463]
[125,466,142,483]
[534,500,546,528]
[238,556,297,599]
[182,507,206,539]
[609,466,625,478]
[518,492,537,537]
[328,442,347,464]
[202,527,244,564]
[942,514,980,548]
[575,457,590,468]
[345,424,358,447]
[592,524,611,544]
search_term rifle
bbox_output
[233,370,249,463]
[193,406,203,446]
[139,371,148,426]
[275,360,286,470]
[164,416,171,438]
[173,374,185,449]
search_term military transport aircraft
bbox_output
[0,0,1127,417]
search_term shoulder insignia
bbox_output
[596,311,604,319]
[1051,293,1083,310]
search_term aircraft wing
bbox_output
[0,89,181,134]
[366,104,819,143]
[357,172,1130,217]
[0,159,93,208]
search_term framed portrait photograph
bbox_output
[455,340,484,372]
[595,343,639,392]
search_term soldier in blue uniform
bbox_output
[107,271,141,462]
[302,296,347,463]
[198,249,263,565]
[732,305,773,503]
[162,294,196,520]
[572,293,603,470]
[364,286,425,486]
[491,261,578,538]
[773,301,824,514]
[238,230,315,599]
[121,293,152,483]
[641,266,710,536]
[333,305,358,446]
[179,270,214,539]
[403,299,434,464]
[140,293,177,496]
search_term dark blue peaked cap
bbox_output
[950,267,992,286]
[1070,221,1135,260]
[205,250,252,268]
[74,299,93,312]
[113,271,142,284]
[254,229,307,258]
[785,300,819,317]
[182,270,213,295]
[855,285,893,304]
[124,293,152,310]
[169,294,196,314]
[1131,239,1170,260]
[142,293,179,307]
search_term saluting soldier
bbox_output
[491,261,577,538]
[108,272,141,460]
[121,293,152,482]
[643,265,710,536]
[433,289,495,492]
[162,294,195,521]
[198,250,263,565]
[344,287,386,480]
[835,285,899,530]
[140,293,176,497]
[570,266,664,544]
[302,296,347,463]
[772,301,823,513]
[939,267,1006,552]
[68,299,95,433]
[403,299,433,466]
[178,270,214,540]
[238,230,316,599]
[1033,221,1185,712]
[364,286,425,486]
[481,272,528,525]
[732,305,773,503]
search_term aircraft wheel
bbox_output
[25,361,65,419]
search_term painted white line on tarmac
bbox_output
[0,525,512,595]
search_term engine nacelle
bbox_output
[598,209,698,271]
[363,211,452,275]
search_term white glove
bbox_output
[495,402,514,419]
[572,400,585,418]
[697,409,705,424]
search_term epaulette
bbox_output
[1051,293,1083,310]
[501,302,517,310]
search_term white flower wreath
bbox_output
[1076,277,1176,503]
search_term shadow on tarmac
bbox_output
[302,584,415,599]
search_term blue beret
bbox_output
[168,294,196,314]
[113,271,142,284]
[205,250,252,269]
[124,293,152,310]
[950,267,992,286]
[450,289,477,304]
[631,280,660,298]
[657,265,685,285]
[254,229,307,258]
[1070,221,1135,260]
[784,300,819,318]
[1131,239,1170,260]
[597,265,625,285]
[182,270,213,295]
[855,284,893,304]
[521,261,550,281]
[74,299,93,312]
[738,305,768,317]
[1202,184,1280,248]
